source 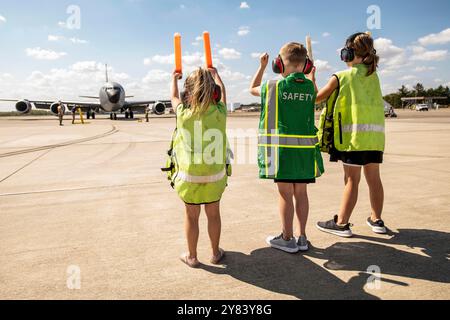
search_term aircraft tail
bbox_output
[105,64,109,83]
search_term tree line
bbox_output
[384,83,450,108]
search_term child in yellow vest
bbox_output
[315,32,387,237]
[170,67,228,268]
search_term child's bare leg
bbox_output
[364,163,384,221]
[294,183,309,237]
[277,183,295,239]
[204,201,221,257]
[185,204,201,259]
[338,165,362,225]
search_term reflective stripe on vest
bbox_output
[262,80,279,178]
[177,169,226,184]
[258,134,318,148]
[341,124,385,134]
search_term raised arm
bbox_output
[171,71,183,108]
[316,75,339,104]
[249,53,269,97]
[209,67,227,106]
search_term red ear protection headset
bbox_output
[212,84,221,103]
[272,54,314,75]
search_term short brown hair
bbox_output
[280,42,307,67]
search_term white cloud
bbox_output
[322,32,331,37]
[144,52,204,69]
[142,69,171,84]
[25,47,67,60]
[180,4,186,9]
[410,46,448,61]
[218,48,242,60]
[70,38,88,44]
[434,78,443,83]
[71,61,104,73]
[418,28,450,46]
[240,2,250,9]
[314,60,332,72]
[48,35,64,42]
[192,36,202,46]
[398,75,418,81]
[413,66,436,72]
[237,26,250,37]
[0,15,6,23]
[57,21,67,28]
[220,69,246,81]
[374,38,406,67]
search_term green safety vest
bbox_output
[258,73,324,180]
[163,103,229,205]
[325,64,385,152]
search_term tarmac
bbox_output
[0,110,449,300]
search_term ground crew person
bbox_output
[250,42,324,253]
[57,101,64,126]
[165,67,229,268]
[71,107,76,124]
[145,106,150,122]
[315,32,387,237]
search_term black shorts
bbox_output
[274,178,316,184]
[330,149,383,166]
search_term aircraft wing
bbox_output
[124,100,172,113]
[0,99,102,111]
[124,100,171,108]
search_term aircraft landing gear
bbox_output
[86,109,96,120]
[110,113,117,120]
[124,109,134,119]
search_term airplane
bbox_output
[0,64,171,120]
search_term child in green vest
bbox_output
[250,42,324,253]
[315,32,387,237]
[170,67,228,267]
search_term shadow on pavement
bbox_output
[201,248,379,300]
[201,229,450,299]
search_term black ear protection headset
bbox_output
[340,32,376,62]
[272,54,314,75]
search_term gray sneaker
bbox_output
[297,235,309,252]
[266,234,299,253]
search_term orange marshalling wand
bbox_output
[174,33,182,73]
[203,31,213,68]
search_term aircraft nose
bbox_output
[107,89,121,104]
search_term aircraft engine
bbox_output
[50,102,66,115]
[153,101,166,115]
[15,100,32,114]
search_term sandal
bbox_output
[211,248,225,265]
[180,253,200,268]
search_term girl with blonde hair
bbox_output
[169,67,229,268]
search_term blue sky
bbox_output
[0,0,449,110]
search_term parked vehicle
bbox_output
[415,104,429,111]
